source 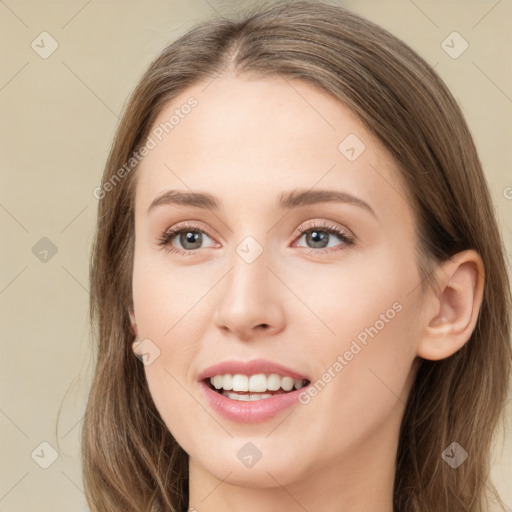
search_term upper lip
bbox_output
[197,358,310,382]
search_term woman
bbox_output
[82,1,512,511]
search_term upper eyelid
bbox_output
[166,220,213,235]
[297,219,352,233]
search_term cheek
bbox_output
[131,249,211,340]
[139,334,206,456]
[289,300,418,478]
[142,366,215,469]
[289,253,420,433]
[131,258,216,444]
[284,246,417,348]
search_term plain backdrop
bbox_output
[0,1,511,511]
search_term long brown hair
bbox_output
[82,1,512,510]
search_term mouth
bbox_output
[203,373,311,401]
[197,358,312,422]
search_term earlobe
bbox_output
[132,339,142,357]
[129,308,139,338]
[417,250,485,361]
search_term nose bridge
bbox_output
[213,231,284,338]
[225,235,272,313]
[227,220,271,292]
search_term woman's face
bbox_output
[131,75,426,488]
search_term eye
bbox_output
[157,220,355,256]
[293,221,354,253]
[157,222,217,255]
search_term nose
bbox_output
[212,243,286,341]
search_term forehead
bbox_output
[134,75,410,223]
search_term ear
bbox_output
[129,307,139,339]
[417,250,485,361]
[132,339,143,359]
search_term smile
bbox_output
[197,358,312,423]
[209,373,309,401]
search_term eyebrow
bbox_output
[146,188,376,218]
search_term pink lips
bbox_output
[197,358,311,424]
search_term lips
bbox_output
[196,358,312,423]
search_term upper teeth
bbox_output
[209,373,307,392]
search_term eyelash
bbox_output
[157,220,355,256]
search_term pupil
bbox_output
[308,230,328,248]
[181,231,202,249]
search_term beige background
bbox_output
[1,0,511,510]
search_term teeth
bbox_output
[232,374,248,392]
[223,374,233,390]
[293,378,304,389]
[249,374,267,392]
[267,374,281,391]
[209,373,308,393]
[212,375,224,389]
[281,377,294,391]
[223,391,273,401]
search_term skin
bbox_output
[129,75,484,512]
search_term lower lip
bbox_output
[199,380,306,423]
